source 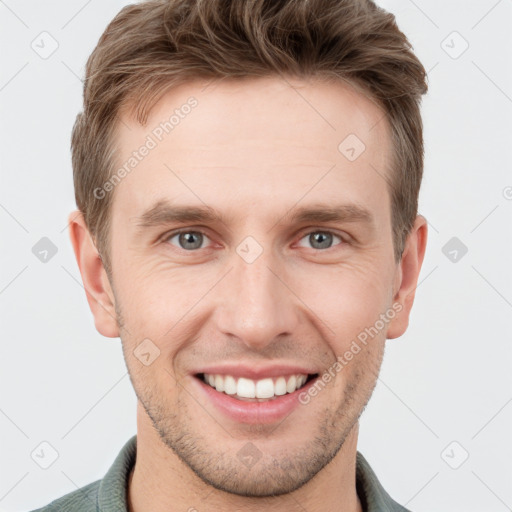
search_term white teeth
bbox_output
[256,378,274,399]
[274,376,287,396]
[224,375,237,395]
[214,374,224,392]
[202,373,311,399]
[237,377,256,398]
[286,375,297,393]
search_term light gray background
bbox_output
[1,1,511,511]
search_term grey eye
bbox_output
[298,231,342,250]
[169,231,207,250]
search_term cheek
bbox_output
[114,259,205,328]
[116,250,393,353]
[115,264,218,374]
[293,261,391,346]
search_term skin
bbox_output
[69,75,427,512]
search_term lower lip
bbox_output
[191,375,318,425]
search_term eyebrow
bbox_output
[133,199,375,234]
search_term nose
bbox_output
[214,244,300,351]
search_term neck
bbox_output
[127,403,363,512]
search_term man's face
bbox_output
[107,76,401,496]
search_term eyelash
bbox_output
[160,228,348,252]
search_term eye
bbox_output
[161,228,346,253]
[164,230,212,251]
[297,230,344,250]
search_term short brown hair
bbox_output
[71,0,428,277]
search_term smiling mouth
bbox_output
[195,372,319,402]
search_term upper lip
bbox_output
[192,364,319,380]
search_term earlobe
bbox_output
[386,215,428,340]
[67,210,120,338]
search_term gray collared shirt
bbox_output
[30,435,412,511]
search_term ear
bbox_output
[386,214,428,339]
[68,209,120,338]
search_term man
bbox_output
[32,0,428,510]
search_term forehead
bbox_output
[111,76,392,229]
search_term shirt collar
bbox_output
[356,451,412,512]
